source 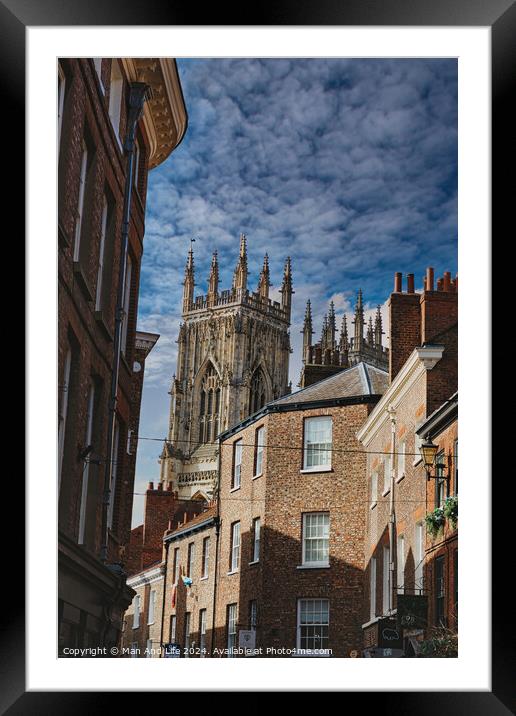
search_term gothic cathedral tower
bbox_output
[159,235,293,498]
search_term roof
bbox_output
[164,506,218,543]
[219,362,388,441]
[416,392,458,438]
[272,362,388,407]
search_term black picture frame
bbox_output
[8,0,512,710]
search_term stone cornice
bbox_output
[356,345,445,445]
[127,564,165,589]
[122,58,187,170]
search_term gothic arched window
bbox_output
[250,368,267,415]
[199,364,220,444]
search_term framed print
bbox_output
[8,0,514,709]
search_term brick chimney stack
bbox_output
[388,267,458,385]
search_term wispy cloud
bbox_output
[132,58,457,525]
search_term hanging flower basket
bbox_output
[425,507,445,538]
[443,495,458,529]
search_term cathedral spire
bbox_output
[328,300,337,350]
[182,246,195,314]
[367,315,374,345]
[353,288,365,351]
[257,253,270,299]
[207,251,219,306]
[339,314,349,351]
[374,305,383,349]
[280,256,294,319]
[301,299,313,365]
[233,233,248,292]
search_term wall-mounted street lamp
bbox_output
[419,435,449,483]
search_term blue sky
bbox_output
[132,58,457,526]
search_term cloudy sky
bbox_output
[132,58,458,526]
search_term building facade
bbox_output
[58,57,187,652]
[121,562,165,658]
[300,291,388,388]
[212,362,388,658]
[357,268,457,657]
[159,235,293,501]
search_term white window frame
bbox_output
[254,426,265,477]
[415,522,425,593]
[187,542,195,577]
[382,546,390,615]
[121,253,132,355]
[93,58,105,93]
[58,347,71,493]
[108,59,123,149]
[370,471,378,509]
[184,612,191,656]
[302,416,332,472]
[249,600,257,631]
[199,609,207,657]
[173,548,180,585]
[148,589,156,625]
[252,517,261,563]
[397,534,405,595]
[230,522,241,573]
[170,615,176,643]
[95,196,109,311]
[107,418,119,530]
[58,63,66,154]
[397,441,406,481]
[201,536,210,578]
[370,557,377,620]
[383,454,392,495]
[302,512,329,567]
[382,547,391,616]
[78,381,95,544]
[73,140,88,262]
[296,598,330,656]
[133,594,141,629]
[232,439,242,489]
[227,604,237,657]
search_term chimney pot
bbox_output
[443,271,451,291]
[407,274,415,293]
[147,481,154,491]
[426,267,434,292]
[157,482,163,491]
[394,272,402,292]
[437,278,444,291]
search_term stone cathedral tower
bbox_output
[159,235,293,498]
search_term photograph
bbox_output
[57,56,459,660]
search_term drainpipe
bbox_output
[210,437,222,656]
[100,82,150,563]
[160,537,171,655]
[388,405,396,613]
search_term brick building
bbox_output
[212,362,388,658]
[416,393,458,637]
[122,562,165,658]
[161,505,218,657]
[357,268,457,657]
[58,57,187,652]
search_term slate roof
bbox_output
[271,362,389,407]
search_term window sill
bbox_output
[229,486,241,493]
[396,473,405,484]
[300,467,333,474]
[73,261,94,302]
[252,473,263,480]
[297,564,330,570]
[248,560,259,566]
[94,310,114,342]
[200,576,209,581]
[413,457,422,467]
[227,569,239,576]
[370,501,377,510]
[382,488,390,497]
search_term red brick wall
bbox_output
[58,58,149,557]
[214,400,378,658]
